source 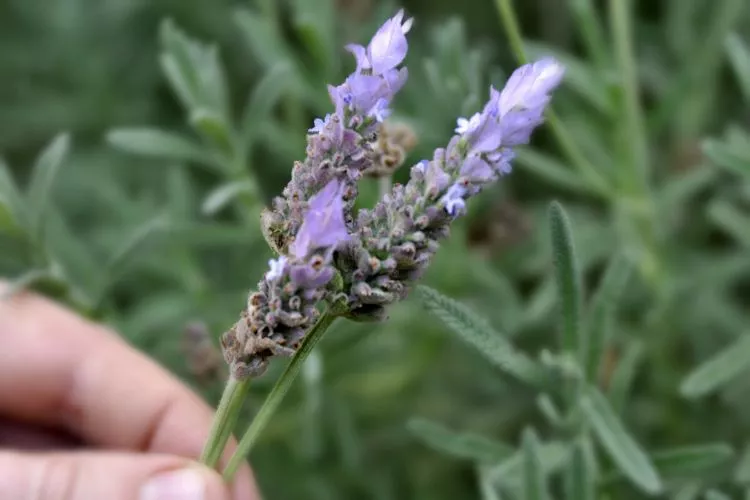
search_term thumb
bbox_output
[0,451,233,500]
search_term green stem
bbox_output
[609,0,649,191]
[492,0,611,197]
[222,309,339,480]
[200,377,250,467]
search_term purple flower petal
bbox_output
[290,180,350,259]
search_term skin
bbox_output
[0,283,259,500]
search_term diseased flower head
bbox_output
[290,179,350,259]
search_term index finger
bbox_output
[0,287,254,487]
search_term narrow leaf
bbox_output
[416,285,548,387]
[583,253,631,381]
[726,33,750,103]
[107,128,218,171]
[516,149,595,195]
[201,180,257,216]
[26,133,70,241]
[734,443,750,484]
[521,428,550,500]
[703,138,750,177]
[548,201,582,355]
[681,334,750,398]
[705,490,732,500]
[105,215,170,276]
[487,441,569,496]
[0,157,27,233]
[564,437,596,500]
[240,62,293,147]
[408,418,514,464]
[652,443,734,478]
[581,386,662,495]
[708,200,750,248]
[189,109,233,155]
[607,340,645,413]
[1,268,53,300]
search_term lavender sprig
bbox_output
[341,58,565,320]
[261,10,412,255]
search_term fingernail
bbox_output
[140,468,207,500]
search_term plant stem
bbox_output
[609,0,649,191]
[492,0,611,196]
[200,377,250,467]
[222,309,339,480]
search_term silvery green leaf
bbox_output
[549,201,583,356]
[521,428,550,500]
[651,443,733,478]
[1,268,52,299]
[707,200,750,248]
[477,465,504,500]
[487,441,569,497]
[99,215,171,301]
[240,62,293,148]
[408,418,514,464]
[416,285,548,388]
[536,394,563,428]
[516,149,595,196]
[159,20,228,117]
[26,133,70,243]
[107,128,219,171]
[607,339,644,413]
[726,33,750,103]
[201,180,257,216]
[189,109,233,156]
[704,490,732,500]
[0,157,27,234]
[581,386,662,495]
[583,253,631,381]
[734,443,750,484]
[681,334,750,398]
[703,139,750,178]
[564,436,597,500]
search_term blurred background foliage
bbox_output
[2,0,750,498]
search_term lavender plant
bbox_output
[199,9,566,479]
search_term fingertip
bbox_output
[141,465,230,500]
[230,463,259,500]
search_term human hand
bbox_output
[0,285,258,500]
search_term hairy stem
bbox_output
[200,377,250,467]
[222,309,339,480]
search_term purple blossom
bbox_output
[289,263,335,289]
[460,59,565,155]
[498,58,564,117]
[330,10,412,119]
[290,179,350,259]
[440,184,467,217]
[345,9,412,75]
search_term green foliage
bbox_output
[2,0,750,498]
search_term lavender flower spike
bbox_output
[261,10,412,256]
[223,181,350,379]
[342,58,565,319]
